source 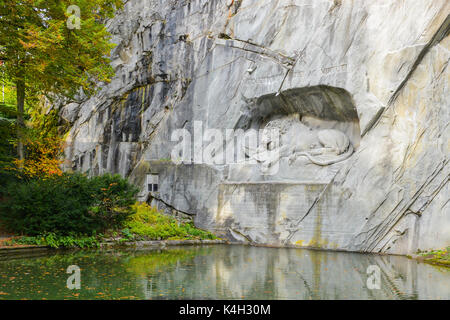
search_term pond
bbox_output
[0,245,449,300]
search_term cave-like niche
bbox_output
[227,85,360,182]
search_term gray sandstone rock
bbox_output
[62,0,450,254]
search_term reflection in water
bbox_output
[0,245,448,300]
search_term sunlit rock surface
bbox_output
[61,0,450,254]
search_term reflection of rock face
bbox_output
[62,0,450,254]
[134,246,450,300]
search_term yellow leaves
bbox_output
[18,39,38,50]
[12,136,63,178]
[36,61,49,73]
[13,157,63,178]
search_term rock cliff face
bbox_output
[61,0,450,254]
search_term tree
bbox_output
[0,100,16,165]
[0,0,122,161]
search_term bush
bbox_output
[88,174,139,229]
[0,173,138,236]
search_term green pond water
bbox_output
[0,245,449,300]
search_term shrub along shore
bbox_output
[0,172,218,249]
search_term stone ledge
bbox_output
[0,245,53,260]
[0,245,49,252]
[99,239,228,249]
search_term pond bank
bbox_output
[99,239,228,249]
[0,245,54,260]
[0,239,229,258]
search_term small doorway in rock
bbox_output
[147,174,159,192]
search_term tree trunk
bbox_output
[16,80,25,165]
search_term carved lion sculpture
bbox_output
[244,115,354,170]
[288,128,354,166]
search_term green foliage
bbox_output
[0,102,17,159]
[418,247,450,267]
[124,203,218,240]
[0,1,122,173]
[120,227,135,241]
[89,174,139,229]
[12,232,99,249]
[0,173,138,236]
[0,78,17,106]
[0,101,19,189]
[0,0,122,100]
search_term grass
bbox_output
[123,203,218,241]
